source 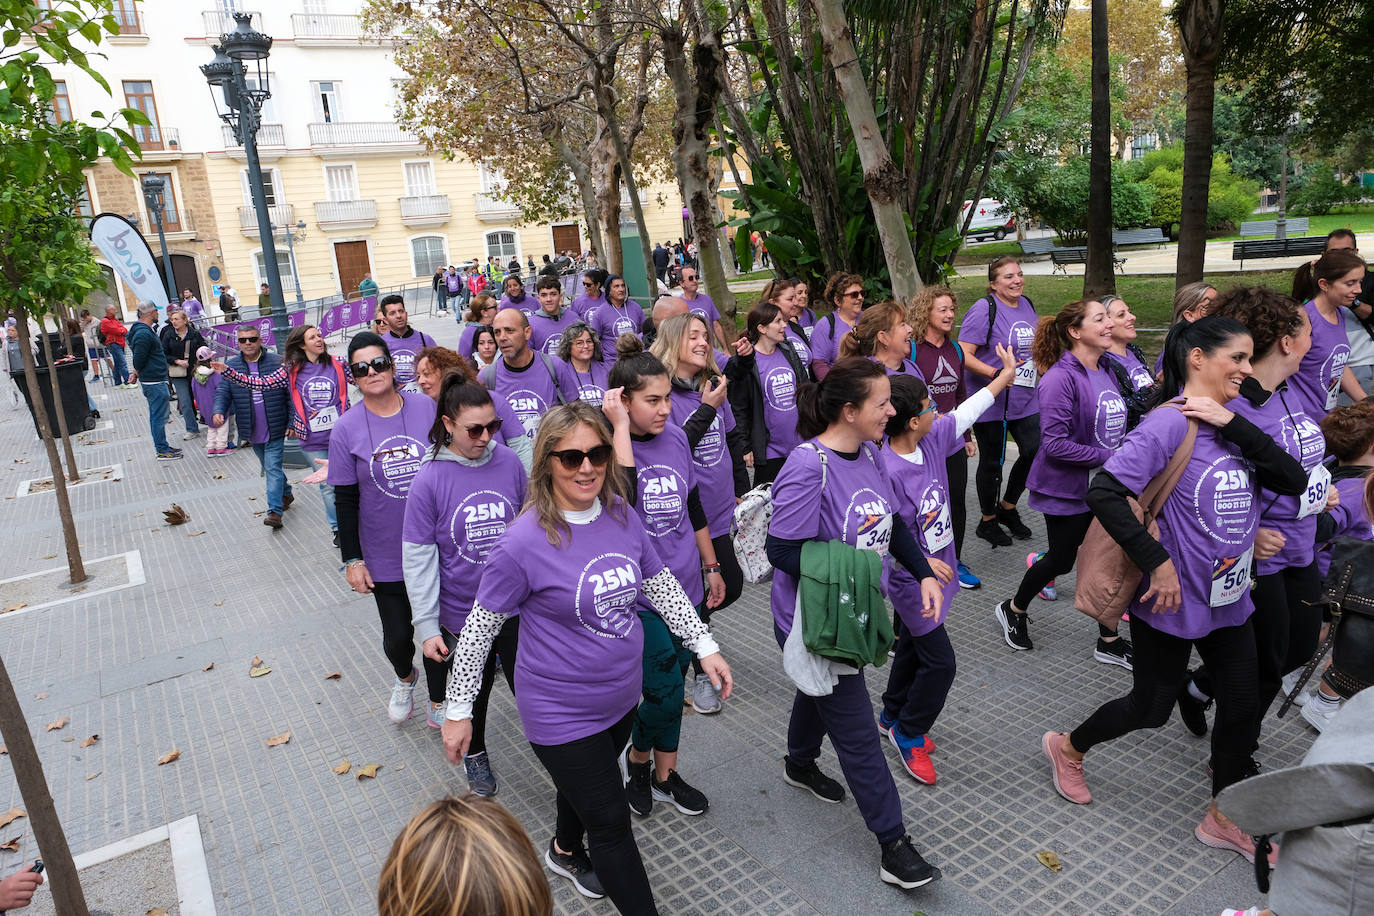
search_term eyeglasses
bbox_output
[237,336,259,344]
[548,444,613,470]
[349,356,394,378]
[372,444,417,462]
[918,404,937,417]
[460,418,503,439]
[843,290,865,300]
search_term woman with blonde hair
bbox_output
[442,401,732,912]
[838,299,922,380]
[378,795,552,916]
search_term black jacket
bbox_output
[160,324,206,371]
[726,340,811,484]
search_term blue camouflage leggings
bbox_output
[630,608,694,754]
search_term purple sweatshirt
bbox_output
[1026,352,1127,515]
[191,370,223,425]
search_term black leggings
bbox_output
[1014,511,1092,611]
[693,533,743,677]
[1069,614,1258,798]
[972,415,1041,516]
[945,447,969,560]
[467,615,519,756]
[529,709,658,915]
[371,581,448,704]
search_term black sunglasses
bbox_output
[349,355,394,378]
[460,418,503,439]
[548,444,613,470]
[237,335,260,344]
[582,280,596,287]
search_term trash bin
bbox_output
[18,358,94,438]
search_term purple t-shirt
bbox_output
[879,357,926,383]
[402,447,528,630]
[566,360,610,407]
[475,502,667,745]
[295,360,342,452]
[489,391,528,447]
[484,354,579,443]
[589,300,645,361]
[769,441,897,634]
[1292,300,1352,417]
[1318,470,1374,578]
[529,308,581,356]
[458,323,488,358]
[248,361,269,445]
[571,291,606,322]
[327,391,438,581]
[684,293,720,328]
[670,385,737,539]
[499,292,537,315]
[958,296,1039,420]
[1103,407,1258,639]
[1103,348,1155,393]
[810,313,855,368]
[755,347,802,459]
[1231,388,1327,575]
[785,323,814,368]
[384,328,437,392]
[883,418,962,634]
[1027,359,1126,516]
[630,425,703,606]
[444,273,462,294]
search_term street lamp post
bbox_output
[273,219,307,304]
[141,174,177,309]
[202,15,306,467]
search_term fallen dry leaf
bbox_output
[2,603,27,614]
[394,763,405,772]
[356,763,381,780]
[60,737,74,743]
[266,731,291,748]
[148,908,168,916]
[162,503,189,525]
[156,748,180,766]
[34,692,48,700]
[0,808,26,829]
[85,772,100,781]
[41,554,56,560]
[202,662,214,672]
[0,747,6,755]
[249,656,271,678]
[212,474,225,480]
[214,601,223,607]
[1036,850,1062,872]
[45,716,69,732]
[332,759,351,775]
[187,531,206,537]
[324,671,341,680]
[0,837,17,852]
[79,735,99,748]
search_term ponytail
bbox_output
[795,357,886,440]
[1030,299,1094,373]
[607,334,667,394]
[1151,314,1250,408]
[838,300,906,360]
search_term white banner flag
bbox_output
[89,213,169,313]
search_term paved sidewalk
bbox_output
[0,323,1313,915]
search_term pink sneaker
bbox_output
[1042,731,1091,804]
[1195,808,1278,865]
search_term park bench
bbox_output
[1232,236,1328,268]
[1050,246,1126,275]
[1240,218,1311,238]
[1111,228,1169,248]
[1018,238,1057,257]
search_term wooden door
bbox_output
[335,241,371,298]
[551,223,581,256]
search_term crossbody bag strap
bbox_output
[1138,402,1197,522]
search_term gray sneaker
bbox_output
[463,750,497,796]
[691,673,721,714]
[387,667,416,724]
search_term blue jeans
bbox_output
[251,437,292,514]
[170,375,198,433]
[300,447,336,530]
[108,343,129,385]
[141,381,170,453]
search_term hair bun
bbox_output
[615,333,645,360]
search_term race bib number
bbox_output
[921,503,953,553]
[1209,545,1254,607]
[1297,463,1332,520]
[1326,382,1340,411]
[1013,360,1038,388]
[856,513,893,557]
[310,405,339,432]
[400,381,422,394]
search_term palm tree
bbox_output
[1084,0,1115,298]
[1173,0,1225,288]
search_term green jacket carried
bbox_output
[798,539,892,669]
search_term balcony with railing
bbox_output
[307,122,417,148]
[314,199,378,229]
[222,123,286,149]
[474,192,520,222]
[238,204,295,235]
[400,194,450,227]
[131,125,181,155]
[201,9,261,36]
[291,13,362,39]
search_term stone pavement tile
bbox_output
[1162,855,1267,916]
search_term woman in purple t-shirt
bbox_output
[1100,295,1158,432]
[811,271,866,379]
[993,299,1132,665]
[761,278,815,369]
[588,275,644,362]
[765,358,944,891]
[726,302,811,487]
[1291,248,1366,417]
[1041,316,1306,867]
[327,332,443,727]
[838,299,924,381]
[605,338,726,820]
[957,256,1041,548]
[403,374,527,794]
[557,323,610,406]
[441,402,731,911]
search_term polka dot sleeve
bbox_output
[442,604,509,721]
[641,569,720,658]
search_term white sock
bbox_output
[1309,691,1340,712]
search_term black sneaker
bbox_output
[332,531,340,548]
[651,769,708,815]
[624,750,652,816]
[1177,679,1212,737]
[544,840,605,899]
[782,757,845,804]
[993,600,1032,650]
[975,518,1013,547]
[156,449,183,461]
[1093,637,1133,670]
[997,505,1032,539]
[879,834,941,889]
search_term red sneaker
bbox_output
[889,729,937,784]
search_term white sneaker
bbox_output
[183,431,199,441]
[1301,694,1341,733]
[387,668,416,724]
[1280,669,1310,706]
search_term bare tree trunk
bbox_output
[590,123,625,276]
[541,116,607,262]
[1175,0,1225,288]
[810,0,923,298]
[1084,0,1116,299]
[0,653,89,915]
[36,315,80,482]
[14,311,85,584]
